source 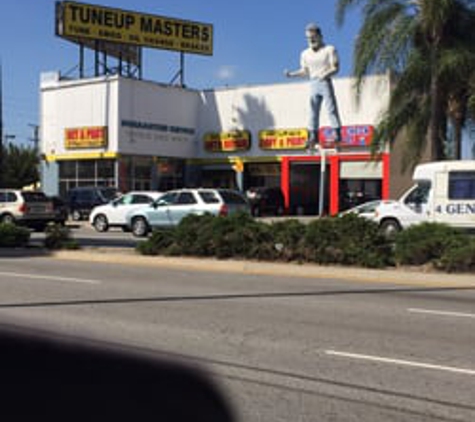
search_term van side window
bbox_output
[449,171,475,200]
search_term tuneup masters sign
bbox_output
[56,1,214,56]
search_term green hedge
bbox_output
[0,223,30,247]
[137,213,393,268]
[437,238,475,273]
[394,223,467,266]
[43,224,80,250]
[136,215,475,272]
[304,214,393,268]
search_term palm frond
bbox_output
[352,2,414,89]
[336,0,367,26]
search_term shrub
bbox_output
[44,224,79,250]
[304,214,392,268]
[437,239,475,273]
[174,213,218,256]
[394,222,467,266]
[136,229,175,256]
[135,213,393,267]
[0,223,30,247]
[186,212,274,260]
[210,212,276,260]
[136,212,277,260]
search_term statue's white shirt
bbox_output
[300,45,338,80]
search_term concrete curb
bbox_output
[52,249,475,287]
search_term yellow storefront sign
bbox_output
[56,1,214,56]
[204,131,251,153]
[65,126,108,149]
[259,129,308,150]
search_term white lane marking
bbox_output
[0,271,101,285]
[326,350,475,376]
[408,308,475,319]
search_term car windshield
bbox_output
[218,190,247,205]
[98,188,118,202]
[404,182,431,205]
[358,201,380,213]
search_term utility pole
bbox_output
[28,124,40,152]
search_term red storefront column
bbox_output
[329,155,340,216]
[281,157,290,213]
[382,152,390,200]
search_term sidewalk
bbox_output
[52,248,475,288]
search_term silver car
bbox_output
[127,188,250,237]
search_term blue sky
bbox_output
[0,0,361,145]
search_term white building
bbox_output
[40,72,394,214]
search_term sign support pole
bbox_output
[180,52,185,87]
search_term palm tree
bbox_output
[336,0,475,165]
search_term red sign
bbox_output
[65,126,108,149]
[204,131,251,152]
[319,125,374,148]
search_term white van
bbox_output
[374,161,475,235]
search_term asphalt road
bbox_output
[0,255,474,421]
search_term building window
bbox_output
[58,159,116,197]
[157,159,185,191]
[339,179,382,211]
[245,163,280,190]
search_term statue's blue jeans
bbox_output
[308,78,341,147]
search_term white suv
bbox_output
[89,191,163,232]
[0,190,55,230]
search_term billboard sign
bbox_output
[204,131,251,153]
[319,125,374,148]
[65,126,108,149]
[56,1,214,56]
[259,129,308,150]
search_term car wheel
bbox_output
[93,214,109,232]
[71,210,82,221]
[380,219,401,239]
[0,214,15,225]
[132,217,149,237]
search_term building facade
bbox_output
[40,72,393,215]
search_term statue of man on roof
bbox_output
[285,23,342,151]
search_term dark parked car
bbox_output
[66,187,119,221]
[49,196,69,225]
[246,186,285,217]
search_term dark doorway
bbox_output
[289,162,329,215]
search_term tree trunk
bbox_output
[453,118,463,160]
[425,48,445,162]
